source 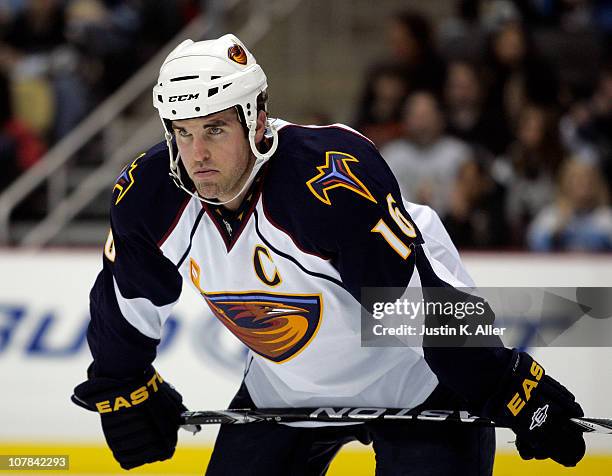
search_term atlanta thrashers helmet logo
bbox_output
[228,44,247,65]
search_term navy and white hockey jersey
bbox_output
[88,119,510,413]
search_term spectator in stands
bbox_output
[438,0,487,60]
[386,10,447,94]
[560,97,602,166]
[0,71,46,191]
[482,20,560,145]
[381,91,471,214]
[355,10,446,145]
[503,104,565,246]
[513,0,593,32]
[0,74,18,192]
[0,0,88,141]
[64,0,142,99]
[560,64,612,183]
[443,150,509,249]
[0,0,65,55]
[65,0,184,94]
[60,0,185,137]
[444,59,511,155]
[0,0,189,143]
[138,1,186,61]
[528,158,612,252]
[353,65,408,147]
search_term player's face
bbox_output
[172,108,264,208]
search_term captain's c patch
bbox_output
[306,151,377,206]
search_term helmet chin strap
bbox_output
[162,114,279,206]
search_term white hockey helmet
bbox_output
[152,34,278,204]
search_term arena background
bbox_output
[1,0,612,475]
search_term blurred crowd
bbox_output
[0,0,202,191]
[355,0,612,252]
[2,0,612,252]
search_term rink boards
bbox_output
[1,250,612,474]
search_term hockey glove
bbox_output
[71,366,193,469]
[483,351,585,467]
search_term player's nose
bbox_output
[192,136,211,161]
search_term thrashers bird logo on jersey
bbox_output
[306,151,377,206]
[190,259,322,363]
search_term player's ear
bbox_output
[254,110,267,144]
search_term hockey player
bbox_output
[71,34,585,474]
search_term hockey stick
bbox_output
[180,408,612,434]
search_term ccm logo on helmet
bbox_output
[169,93,200,102]
[95,372,164,413]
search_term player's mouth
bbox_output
[194,169,219,178]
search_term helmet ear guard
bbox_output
[152,34,278,205]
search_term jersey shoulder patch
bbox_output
[305,149,377,206]
[111,141,170,207]
[262,123,423,256]
[269,123,395,208]
[110,141,190,244]
[113,153,144,205]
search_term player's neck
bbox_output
[220,155,259,211]
[221,192,247,211]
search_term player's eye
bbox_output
[208,127,223,135]
[175,129,191,138]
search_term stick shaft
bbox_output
[180,408,612,434]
